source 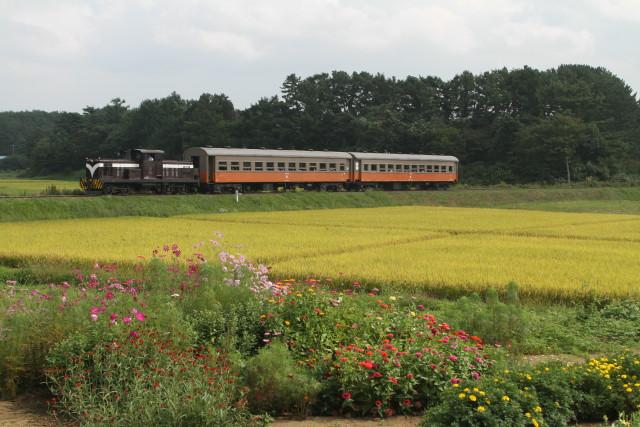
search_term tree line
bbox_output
[1,64,639,184]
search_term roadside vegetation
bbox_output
[2,240,640,426]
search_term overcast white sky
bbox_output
[1,0,639,112]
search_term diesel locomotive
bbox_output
[81,147,459,194]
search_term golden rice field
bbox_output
[1,206,639,299]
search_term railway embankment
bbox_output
[0,185,639,222]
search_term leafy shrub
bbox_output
[46,328,258,426]
[445,283,528,349]
[243,342,321,416]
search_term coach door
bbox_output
[208,156,215,183]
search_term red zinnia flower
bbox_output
[359,360,374,369]
[341,392,352,400]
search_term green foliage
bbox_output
[444,283,528,350]
[46,328,258,426]
[243,342,321,416]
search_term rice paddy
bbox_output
[1,206,639,299]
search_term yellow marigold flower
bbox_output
[608,385,613,390]
[469,395,477,402]
[525,412,532,418]
[389,296,397,301]
[284,320,291,326]
[532,418,540,427]
[622,374,628,379]
[534,406,542,413]
[526,374,532,381]
[502,395,510,401]
[627,388,633,393]
[479,391,485,396]
[458,393,466,399]
[473,387,480,392]
[477,406,486,412]
[464,388,470,392]
[410,311,416,317]
[453,383,460,388]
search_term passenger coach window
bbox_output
[396,165,402,171]
[266,162,274,171]
[419,165,425,173]
[277,162,286,171]
[339,164,346,171]
[371,164,378,171]
[299,162,307,171]
[379,164,386,172]
[218,161,228,171]
[449,165,453,172]
[434,165,440,172]
[309,163,317,171]
[411,165,418,172]
[255,162,263,171]
[363,164,369,171]
[427,165,433,172]
[243,162,251,171]
[319,163,327,171]
[288,162,296,170]
[329,163,337,171]
[388,164,394,172]
[230,162,240,171]
[403,165,410,172]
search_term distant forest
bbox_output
[1,64,639,184]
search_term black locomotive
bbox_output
[80,148,198,194]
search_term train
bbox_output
[80,147,459,194]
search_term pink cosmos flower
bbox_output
[135,311,146,322]
[448,355,458,362]
[129,331,139,339]
[90,314,98,322]
[123,316,132,324]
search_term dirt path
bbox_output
[272,417,421,427]
[0,400,57,427]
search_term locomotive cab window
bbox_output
[266,162,274,171]
[230,162,240,171]
[218,161,228,171]
[255,162,263,171]
[277,162,286,171]
[243,162,252,171]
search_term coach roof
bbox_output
[190,147,352,159]
[349,152,459,162]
